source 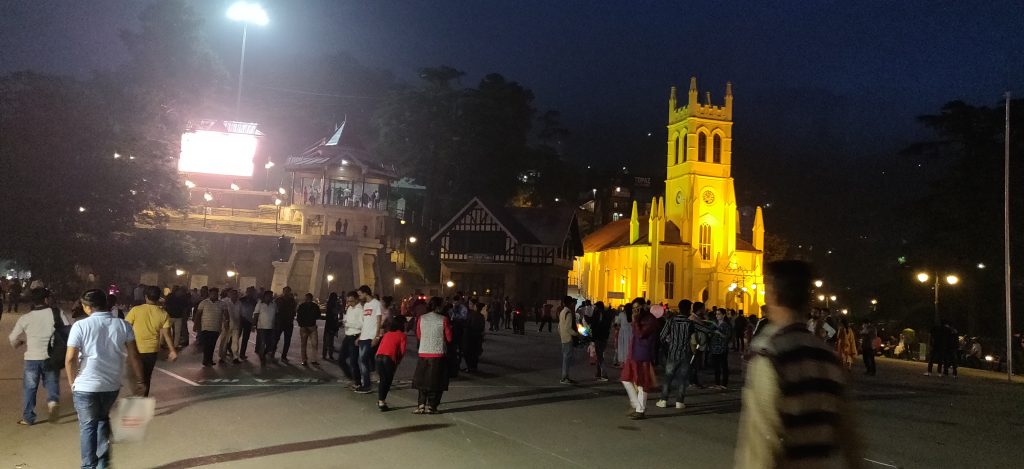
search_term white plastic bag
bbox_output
[111,397,155,443]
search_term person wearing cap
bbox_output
[9,287,71,425]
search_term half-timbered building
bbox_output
[431,197,583,305]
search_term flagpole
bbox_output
[1004,91,1013,382]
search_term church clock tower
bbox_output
[664,78,736,264]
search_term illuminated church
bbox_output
[570,78,765,313]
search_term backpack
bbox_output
[45,307,71,371]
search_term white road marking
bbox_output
[863,457,900,468]
[154,367,200,386]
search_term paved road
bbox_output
[1,310,1021,468]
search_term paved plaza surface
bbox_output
[1,309,1021,469]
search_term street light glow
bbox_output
[818,294,825,301]
[227,2,269,25]
[945,275,959,285]
[278,187,287,195]
[393,277,402,286]
[185,180,196,189]
[916,272,930,283]
[871,299,878,305]
[830,295,837,302]
[230,183,240,191]
[841,309,849,315]
[203,192,214,202]
[264,161,274,169]
[814,280,823,288]
[977,263,986,269]
[78,206,86,213]
[446,280,454,288]
[175,269,185,276]
[274,198,282,206]
[226,270,237,278]
[408,236,417,244]
[326,274,334,282]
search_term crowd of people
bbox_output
[8,260,1024,468]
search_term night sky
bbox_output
[3,0,1022,286]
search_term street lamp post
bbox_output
[916,272,959,324]
[227,2,268,118]
[264,161,274,190]
[326,274,334,292]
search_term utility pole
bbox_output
[1004,92,1013,381]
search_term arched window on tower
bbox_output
[698,132,707,162]
[679,133,688,163]
[642,262,649,283]
[699,223,712,260]
[713,134,722,163]
[664,262,675,299]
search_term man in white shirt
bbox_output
[354,285,382,393]
[219,289,243,365]
[65,289,144,469]
[9,288,70,425]
[341,291,363,383]
[254,290,278,366]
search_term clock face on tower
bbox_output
[675,191,683,204]
[702,190,716,205]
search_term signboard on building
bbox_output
[607,291,625,299]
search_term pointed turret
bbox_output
[669,86,678,117]
[724,81,734,119]
[657,196,666,240]
[629,200,640,244]
[753,206,765,251]
[688,76,698,107]
[647,197,658,243]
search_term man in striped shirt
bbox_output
[735,260,862,469]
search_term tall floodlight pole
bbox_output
[227,2,268,118]
[1004,92,1013,381]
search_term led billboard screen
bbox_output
[178,120,261,177]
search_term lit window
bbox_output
[698,133,707,162]
[674,134,681,165]
[642,263,648,283]
[699,223,712,260]
[612,212,622,221]
[681,133,688,162]
[664,262,675,299]
[713,134,722,163]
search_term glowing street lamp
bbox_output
[175,269,186,277]
[408,236,417,244]
[814,280,823,288]
[230,183,240,191]
[227,270,237,278]
[227,2,268,117]
[326,274,334,290]
[446,280,455,288]
[916,271,960,324]
[264,161,274,190]
[203,192,214,202]
[841,308,849,315]
[184,180,196,189]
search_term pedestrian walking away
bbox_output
[125,286,178,396]
[590,301,612,381]
[657,300,709,410]
[9,287,71,425]
[413,298,452,414]
[65,289,146,469]
[375,316,407,411]
[274,287,298,362]
[323,292,341,361]
[296,293,322,366]
[238,287,258,360]
[218,289,242,365]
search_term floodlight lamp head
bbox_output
[227,2,268,26]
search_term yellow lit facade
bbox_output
[570,78,765,314]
